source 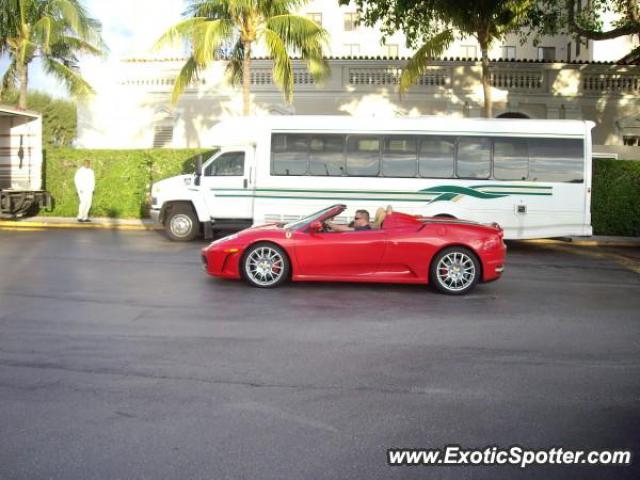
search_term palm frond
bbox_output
[264,28,293,103]
[153,17,207,51]
[50,0,82,34]
[186,0,232,19]
[53,35,103,57]
[400,29,454,92]
[42,56,94,97]
[265,14,328,51]
[192,18,235,64]
[263,13,329,83]
[170,56,200,104]
[1,58,18,94]
[257,0,308,17]
[32,16,53,53]
[224,40,244,86]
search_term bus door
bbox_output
[201,147,255,221]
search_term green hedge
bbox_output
[592,158,640,236]
[42,150,640,236]
[42,148,212,218]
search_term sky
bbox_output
[0,0,186,99]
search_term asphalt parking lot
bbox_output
[0,228,638,480]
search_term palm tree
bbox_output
[397,0,533,118]
[155,0,330,116]
[0,0,106,109]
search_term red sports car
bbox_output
[201,205,506,295]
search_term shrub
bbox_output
[42,148,212,218]
[591,159,640,236]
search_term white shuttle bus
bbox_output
[150,115,594,241]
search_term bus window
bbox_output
[529,139,583,182]
[418,136,455,178]
[456,137,491,179]
[382,137,417,177]
[309,135,345,176]
[271,134,309,175]
[346,136,380,176]
[493,138,528,180]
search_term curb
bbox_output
[515,239,640,249]
[0,220,162,231]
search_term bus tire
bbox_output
[165,204,200,241]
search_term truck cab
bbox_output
[150,145,256,241]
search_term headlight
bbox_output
[211,233,239,245]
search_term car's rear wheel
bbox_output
[242,243,290,288]
[430,246,480,295]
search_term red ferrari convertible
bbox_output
[201,205,506,295]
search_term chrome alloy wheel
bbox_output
[245,246,285,286]
[169,213,193,238]
[436,251,476,292]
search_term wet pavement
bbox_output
[0,229,639,480]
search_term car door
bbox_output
[201,148,255,220]
[294,229,388,277]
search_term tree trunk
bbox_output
[242,41,252,116]
[17,60,28,109]
[480,43,492,118]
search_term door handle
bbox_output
[243,178,248,189]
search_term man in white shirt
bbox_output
[74,160,95,222]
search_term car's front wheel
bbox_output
[430,246,480,295]
[242,243,290,288]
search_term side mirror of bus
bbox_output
[194,156,203,186]
[309,221,323,233]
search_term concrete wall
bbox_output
[77,57,640,150]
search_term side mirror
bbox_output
[194,156,203,186]
[309,221,323,233]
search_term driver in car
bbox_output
[326,209,371,232]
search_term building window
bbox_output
[461,45,477,58]
[344,12,358,31]
[567,43,572,62]
[344,43,360,56]
[576,37,581,56]
[501,46,516,60]
[623,136,639,146]
[152,125,174,148]
[537,47,556,61]
[383,44,399,57]
[308,12,322,26]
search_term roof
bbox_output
[208,115,594,145]
[0,105,41,119]
[121,56,638,66]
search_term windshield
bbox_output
[283,205,343,230]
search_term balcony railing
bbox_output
[119,58,640,98]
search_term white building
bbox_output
[76,1,640,154]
